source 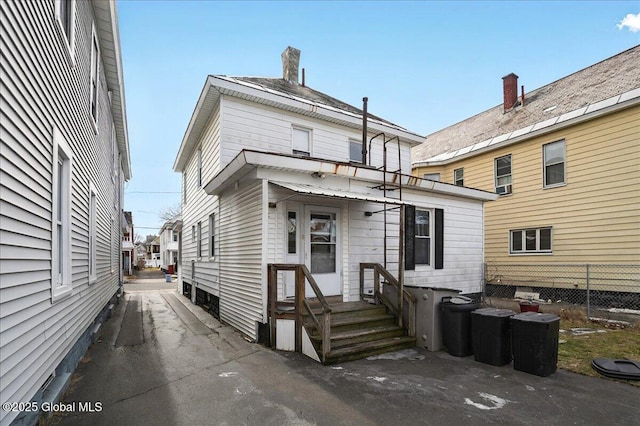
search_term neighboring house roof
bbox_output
[174,65,425,172]
[93,1,131,179]
[159,215,182,234]
[412,45,640,166]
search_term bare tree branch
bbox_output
[159,203,181,222]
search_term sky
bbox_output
[118,0,640,237]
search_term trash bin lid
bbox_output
[511,312,559,323]
[472,308,515,317]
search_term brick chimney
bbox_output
[281,46,301,84]
[502,73,518,112]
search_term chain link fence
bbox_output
[483,263,640,319]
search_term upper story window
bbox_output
[89,182,97,283]
[292,127,311,157]
[197,148,202,187]
[55,0,75,62]
[495,154,512,195]
[454,168,464,186]
[543,140,566,188]
[173,231,178,242]
[349,139,363,163]
[209,213,215,258]
[423,173,440,182]
[90,25,100,128]
[510,227,552,254]
[182,171,187,204]
[52,128,73,302]
[197,221,203,258]
[414,210,432,266]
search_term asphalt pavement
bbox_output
[51,278,640,425]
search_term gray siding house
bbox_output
[0,1,130,424]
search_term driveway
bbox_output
[53,285,640,425]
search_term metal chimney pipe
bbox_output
[362,97,368,165]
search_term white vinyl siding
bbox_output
[0,2,127,424]
[219,181,263,340]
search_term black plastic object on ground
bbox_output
[440,296,479,357]
[591,358,640,380]
[511,312,560,377]
[471,308,516,366]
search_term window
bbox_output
[454,168,464,186]
[287,211,297,254]
[197,148,202,187]
[495,154,512,194]
[292,127,310,156]
[192,225,196,243]
[197,221,202,258]
[544,140,565,187]
[89,182,97,283]
[173,231,178,242]
[415,210,431,265]
[510,227,552,254]
[208,213,215,257]
[54,0,75,60]
[52,128,73,301]
[183,171,187,204]
[90,25,99,127]
[349,139,363,163]
[111,215,115,274]
[423,173,440,182]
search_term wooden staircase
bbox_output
[305,301,416,365]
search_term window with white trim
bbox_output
[89,182,97,283]
[349,139,363,163]
[292,127,310,156]
[495,154,512,194]
[183,171,187,204]
[54,0,75,61]
[52,128,73,301]
[197,148,202,187]
[415,210,431,266]
[423,173,440,182]
[197,221,203,258]
[543,140,565,187]
[111,215,115,274]
[510,227,552,254]
[90,25,99,126]
[208,213,215,258]
[454,168,464,186]
[191,225,196,243]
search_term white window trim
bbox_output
[197,148,202,188]
[183,171,187,205]
[454,168,464,186]
[494,154,513,195]
[414,208,434,269]
[52,127,73,302]
[111,215,115,274]
[292,126,312,157]
[423,173,440,182]
[197,221,203,259]
[349,139,363,163]
[509,227,553,255]
[208,213,215,259]
[88,181,97,283]
[89,24,100,133]
[54,0,76,66]
[543,140,566,189]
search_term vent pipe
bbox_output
[362,97,368,165]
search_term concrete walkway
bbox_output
[54,282,640,425]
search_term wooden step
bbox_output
[323,336,417,365]
[306,312,397,333]
[305,301,386,320]
[309,324,406,349]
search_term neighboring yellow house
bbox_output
[412,45,640,300]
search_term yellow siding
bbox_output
[415,105,640,265]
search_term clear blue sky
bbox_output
[118,0,639,236]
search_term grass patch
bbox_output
[557,309,640,387]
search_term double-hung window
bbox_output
[90,25,99,127]
[89,182,97,283]
[197,148,202,188]
[349,139,363,163]
[54,0,75,61]
[454,168,464,186]
[292,127,311,156]
[197,221,203,258]
[423,173,440,182]
[543,140,566,187]
[495,154,512,195]
[52,128,73,301]
[414,210,431,266]
[208,213,215,258]
[510,227,552,254]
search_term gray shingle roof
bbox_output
[412,45,640,162]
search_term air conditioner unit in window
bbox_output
[496,184,512,195]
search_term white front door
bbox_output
[305,206,341,296]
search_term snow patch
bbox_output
[219,372,238,377]
[526,385,535,391]
[367,376,388,383]
[366,349,425,361]
[464,393,509,410]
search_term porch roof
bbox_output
[270,181,406,205]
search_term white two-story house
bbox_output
[174,47,496,363]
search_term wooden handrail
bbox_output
[267,263,332,363]
[359,263,416,337]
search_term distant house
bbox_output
[146,236,161,267]
[159,215,182,273]
[174,47,496,363]
[412,45,640,300]
[0,1,130,425]
[122,211,134,275]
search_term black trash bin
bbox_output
[511,312,560,377]
[472,308,516,366]
[440,296,479,357]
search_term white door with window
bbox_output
[305,206,341,296]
